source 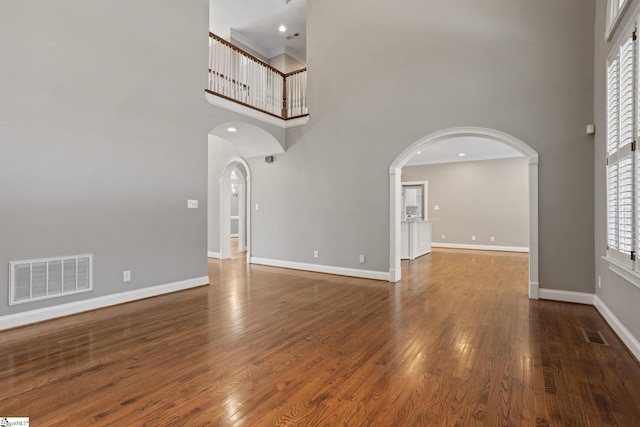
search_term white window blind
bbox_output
[608,56,620,254]
[607,32,635,268]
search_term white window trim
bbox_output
[605,11,639,279]
[604,256,640,290]
[607,0,632,41]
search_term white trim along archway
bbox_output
[220,157,252,262]
[389,127,540,299]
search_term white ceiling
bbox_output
[210,0,307,63]
[405,137,524,166]
[209,122,285,158]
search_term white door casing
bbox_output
[389,127,540,299]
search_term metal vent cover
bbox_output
[582,328,609,346]
[9,254,93,306]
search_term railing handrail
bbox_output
[209,32,307,78]
[209,32,281,77]
[284,68,307,78]
[208,32,308,120]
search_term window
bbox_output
[607,23,638,272]
[607,0,631,41]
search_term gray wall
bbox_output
[228,0,595,290]
[594,1,640,344]
[402,158,529,249]
[0,0,214,316]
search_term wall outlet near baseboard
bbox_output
[313,250,319,258]
[123,270,131,282]
[471,235,476,241]
[359,255,365,264]
[598,275,601,289]
[491,236,495,242]
[441,234,446,240]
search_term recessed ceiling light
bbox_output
[458,152,466,157]
[279,25,287,32]
[227,127,237,132]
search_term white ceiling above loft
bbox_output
[405,136,524,166]
[209,122,285,158]
[210,0,307,63]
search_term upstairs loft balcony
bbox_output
[206,33,309,128]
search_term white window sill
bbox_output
[603,256,640,290]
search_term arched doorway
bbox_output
[389,127,540,299]
[220,157,252,261]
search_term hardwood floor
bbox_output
[1,249,640,426]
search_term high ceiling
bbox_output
[209,0,307,64]
[208,2,521,167]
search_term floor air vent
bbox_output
[582,328,609,346]
[9,254,93,306]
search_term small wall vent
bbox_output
[9,254,93,306]
[582,328,609,346]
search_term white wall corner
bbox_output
[0,276,210,331]
[594,296,640,363]
[389,268,401,283]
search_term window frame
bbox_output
[607,0,632,41]
[606,11,640,290]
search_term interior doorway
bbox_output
[220,157,251,262]
[389,127,540,299]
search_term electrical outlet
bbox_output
[491,236,495,242]
[359,255,365,264]
[471,235,476,241]
[314,250,319,258]
[434,205,440,211]
[598,275,602,289]
[255,203,260,211]
[123,270,131,282]
[441,234,446,240]
[187,199,198,209]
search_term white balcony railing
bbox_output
[207,33,308,120]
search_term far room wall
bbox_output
[402,157,529,250]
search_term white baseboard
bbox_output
[594,296,640,362]
[208,251,221,259]
[538,288,595,305]
[0,276,210,331]
[250,257,389,281]
[431,243,529,252]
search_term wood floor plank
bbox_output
[1,248,640,426]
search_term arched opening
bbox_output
[220,157,252,261]
[389,127,540,299]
